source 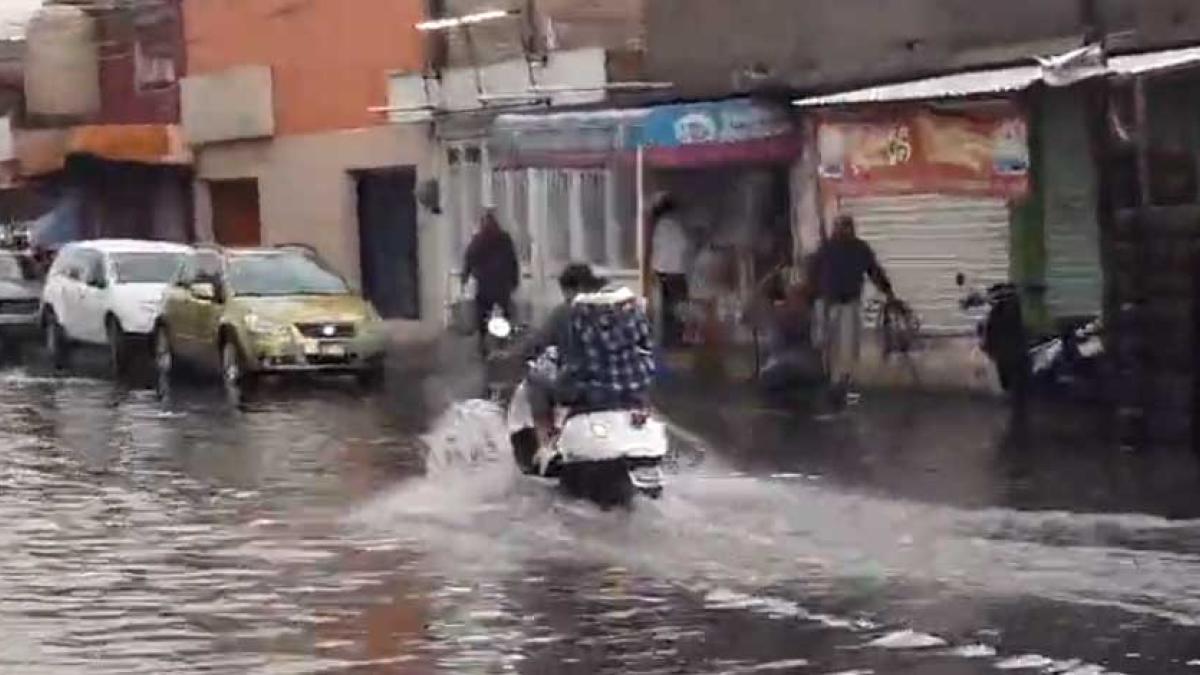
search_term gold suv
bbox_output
[153,245,387,401]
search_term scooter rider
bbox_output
[514,264,608,411]
[506,264,608,470]
[561,281,656,413]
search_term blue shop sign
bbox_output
[638,99,794,148]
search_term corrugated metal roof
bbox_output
[1109,45,1200,75]
[794,45,1200,108]
[793,65,1042,108]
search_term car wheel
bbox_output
[43,310,69,371]
[154,324,174,400]
[107,317,129,379]
[221,338,252,406]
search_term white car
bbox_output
[42,239,192,374]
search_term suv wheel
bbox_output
[107,317,129,379]
[154,325,174,400]
[221,338,253,406]
[43,309,69,371]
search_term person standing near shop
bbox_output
[650,195,691,348]
[812,214,895,404]
[463,209,520,356]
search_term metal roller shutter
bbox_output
[841,194,1011,335]
[1041,89,1103,319]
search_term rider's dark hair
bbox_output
[651,195,677,221]
[559,263,606,294]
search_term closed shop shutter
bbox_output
[841,194,1011,335]
[1041,88,1102,319]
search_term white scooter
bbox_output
[487,315,669,508]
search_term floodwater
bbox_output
[1,356,1200,674]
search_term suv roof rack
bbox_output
[274,242,319,258]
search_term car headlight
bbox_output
[245,314,288,336]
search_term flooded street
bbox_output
[1,360,1200,674]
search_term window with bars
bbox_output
[579,171,608,266]
[545,169,573,265]
[449,159,639,276]
[446,144,484,268]
[491,169,532,264]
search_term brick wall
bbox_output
[96,0,183,125]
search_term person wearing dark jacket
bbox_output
[812,214,895,400]
[463,210,520,354]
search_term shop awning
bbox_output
[67,124,192,166]
[492,109,645,169]
[14,128,70,177]
[793,45,1200,108]
[491,98,801,169]
[637,98,801,167]
[1109,45,1200,76]
[793,66,1043,108]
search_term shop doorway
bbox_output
[209,179,261,247]
[650,167,793,345]
[355,167,420,320]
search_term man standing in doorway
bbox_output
[813,214,895,405]
[650,195,690,348]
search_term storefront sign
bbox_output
[817,107,1029,198]
[490,99,801,169]
[491,111,638,168]
[640,99,800,167]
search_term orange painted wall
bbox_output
[184,0,425,136]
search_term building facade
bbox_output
[181,0,434,321]
[19,1,193,246]
[643,0,1200,96]
[392,0,1200,396]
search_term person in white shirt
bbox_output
[650,195,690,347]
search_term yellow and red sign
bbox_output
[817,106,1029,199]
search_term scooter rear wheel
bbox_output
[560,461,636,509]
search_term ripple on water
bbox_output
[0,372,1193,673]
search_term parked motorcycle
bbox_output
[956,273,1106,403]
[482,306,524,402]
[486,315,669,508]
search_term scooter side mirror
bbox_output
[955,272,966,288]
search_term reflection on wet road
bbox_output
[1,364,1199,674]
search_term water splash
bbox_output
[419,399,511,476]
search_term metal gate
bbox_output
[1041,88,1103,319]
[841,194,1011,335]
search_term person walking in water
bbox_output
[812,214,894,405]
[463,210,520,356]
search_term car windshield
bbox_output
[228,254,349,297]
[112,252,186,284]
[0,253,37,281]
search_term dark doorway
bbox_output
[209,179,262,247]
[355,167,420,320]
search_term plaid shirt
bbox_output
[564,290,655,401]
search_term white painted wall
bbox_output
[0,116,13,162]
[193,124,443,325]
[182,65,276,145]
[386,47,609,116]
[385,48,611,326]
